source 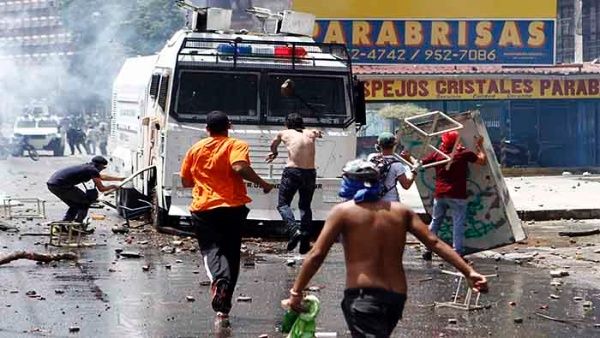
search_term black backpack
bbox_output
[369,154,402,197]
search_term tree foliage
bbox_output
[378,103,428,121]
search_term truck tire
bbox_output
[53,145,65,157]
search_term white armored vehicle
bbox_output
[12,104,65,156]
[109,6,366,231]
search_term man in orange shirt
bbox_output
[180,111,273,325]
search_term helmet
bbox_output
[342,159,380,181]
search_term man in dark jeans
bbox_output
[284,159,488,337]
[266,113,322,254]
[47,156,124,225]
[180,111,273,327]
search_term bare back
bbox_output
[337,200,411,294]
[280,129,319,169]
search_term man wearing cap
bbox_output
[180,111,273,326]
[47,156,124,224]
[283,158,488,337]
[265,113,322,254]
[419,131,487,260]
[368,132,416,202]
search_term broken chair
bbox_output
[435,269,498,311]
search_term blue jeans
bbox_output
[428,198,467,255]
[277,167,316,235]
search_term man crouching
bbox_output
[284,159,488,337]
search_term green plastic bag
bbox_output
[286,295,320,338]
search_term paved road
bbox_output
[0,156,598,337]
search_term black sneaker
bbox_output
[287,229,302,252]
[211,279,231,314]
[422,251,433,261]
[299,235,312,255]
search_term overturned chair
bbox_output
[48,221,99,248]
[116,188,153,227]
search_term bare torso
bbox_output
[280,129,319,169]
[338,200,410,294]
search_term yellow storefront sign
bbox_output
[292,0,556,19]
[363,78,600,101]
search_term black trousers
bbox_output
[341,288,407,338]
[47,184,91,223]
[277,167,316,234]
[192,206,249,297]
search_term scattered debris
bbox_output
[164,264,172,270]
[308,286,321,292]
[25,290,37,296]
[175,259,183,264]
[573,297,583,301]
[419,277,433,283]
[561,171,573,176]
[69,326,80,333]
[200,281,211,286]
[550,270,569,278]
[119,252,142,258]
[142,265,150,271]
[550,294,560,299]
[539,304,549,310]
[285,259,296,267]
[138,240,148,245]
[509,301,517,306]
[583,301,593,308]
[550,281,562,287]
[172,240,183,246]
[186,296,195,302]
[91,214,105,221]
[0,251,77,266]
[111,225,129,234]
[237,296,252,302]
[161,246,175,254]
[108,268,116,273]
[513,317,523,324]
[559,229,600,237]
[583,172,592,176]
[54,289,65,294]
[535,312,583,325]
[448,318,457,324]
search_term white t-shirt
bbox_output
[367,153,409,202]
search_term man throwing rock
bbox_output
[181,111,273,326]
[284,159,488,337]
[266,113,322,254]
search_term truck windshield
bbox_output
[38,120,58,128]
[267,74,349,126]
[174,71,259,123]
[16,120,36,128]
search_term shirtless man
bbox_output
[266,113,322,254]
[284,159,488,337]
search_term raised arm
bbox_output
[286,204,344,312]
[407,210,488,292]
[265,132,283,163]
[474,136,487,165]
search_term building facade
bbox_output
[0,0,73,62]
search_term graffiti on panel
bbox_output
[400,111,525,254]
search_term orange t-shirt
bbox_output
[180,136,252,212]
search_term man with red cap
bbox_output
[420,131,486,260]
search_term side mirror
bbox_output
[281,79,295,97]
[353,79,366,126]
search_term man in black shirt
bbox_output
[47,156,124,223]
